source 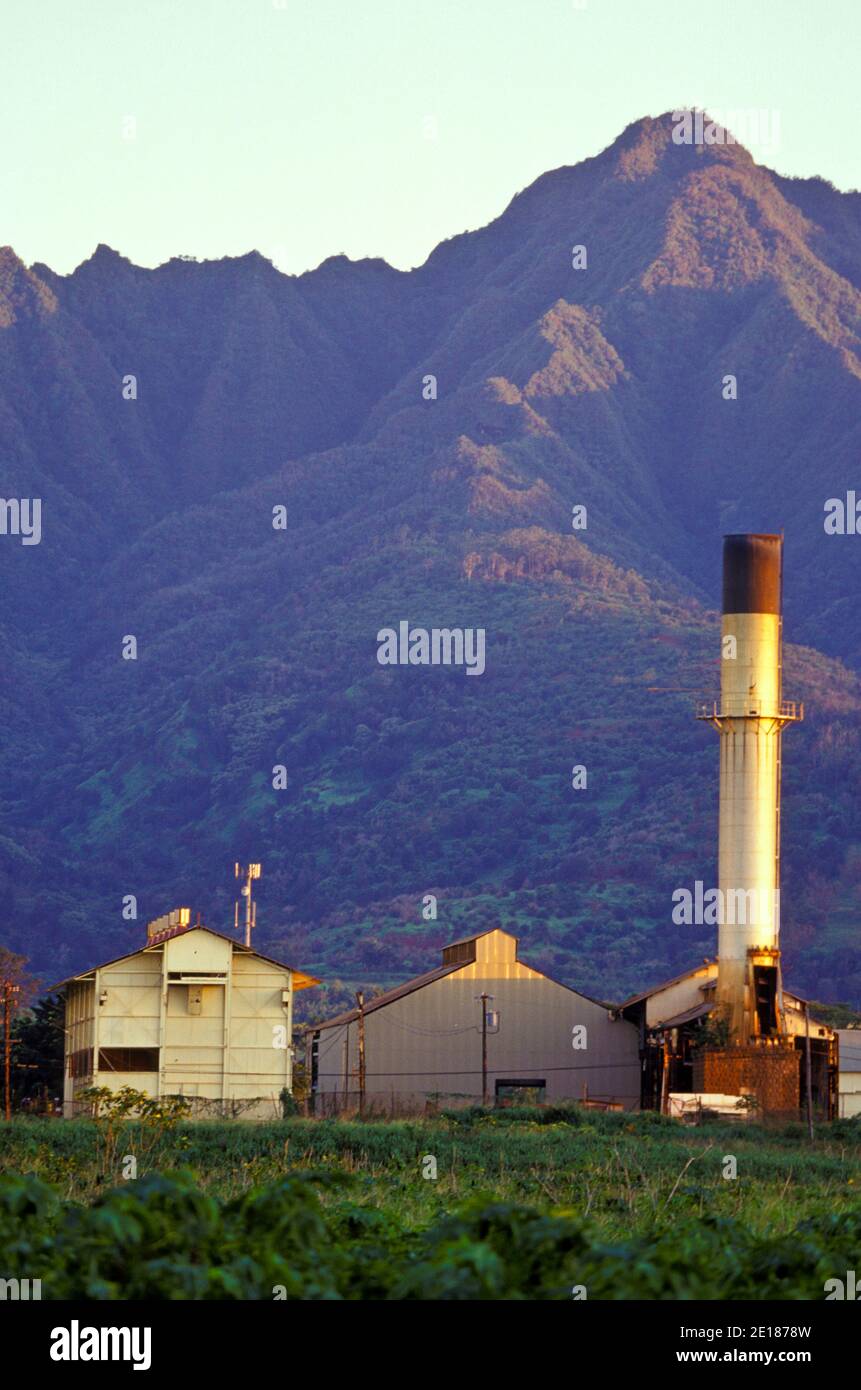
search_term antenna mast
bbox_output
[234,861,262,948]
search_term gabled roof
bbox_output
[308,942,616,1034]
[442,927,515,952]
[621,963,832,1033]
[309,962,464,1031]
[620,963,716,1011]
[49,925,319,992]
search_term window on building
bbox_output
[68,1047,94,1079]
[167,972,227,981]
[495,1079,546,1106]
[98,1048,160,1072]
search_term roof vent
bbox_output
[146,907,192,942]
[442,939,476,967]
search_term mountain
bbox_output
[1,112,860,1007]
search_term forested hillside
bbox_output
[1,112,859,1005]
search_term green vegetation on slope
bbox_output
[2,113,860,1005]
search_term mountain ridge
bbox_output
[1,112,860,1007]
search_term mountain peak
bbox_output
[610,109,756,182]
[0,246,57,324]
[73,243,135,275]
[1,118,860,1001]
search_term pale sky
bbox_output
[3,0,858,276]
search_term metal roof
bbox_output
[653,1000,715,1030]
[48,925,319,993]
[308,949,616,1035]
[442,927,515,952]
[620,963,716,1010]
[309,962,464,1031]
[620,966,834,1031]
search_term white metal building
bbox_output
[55,911,318,1119]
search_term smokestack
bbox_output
[699,534,802,1043]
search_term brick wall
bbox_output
[692,1045,800,1117]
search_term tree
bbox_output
[11,994,65,1112]
[1,947,42,1114]
[0,946,35,999]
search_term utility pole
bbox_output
[2,981,20,1122]
[356,991,366,1117]
[804,1000,814,1140]
[660,1036,671,1117]
[2,982,9,1121]
[304,1032,314,1118]
[234,862,261,947]
[476,992,493,1106]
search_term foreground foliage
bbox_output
[1,1108,860,1298]
[1,1165,860,1300]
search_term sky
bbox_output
[3,0,859,276]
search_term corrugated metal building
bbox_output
[837,1029,861,1118]
[55,912,318,1119]
[306,928,641,1113]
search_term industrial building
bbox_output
[621,535,838,1118]
[305,927,641,1114]
[56,909,318,1119]
[306,533,841,1124]
[50,534,847,1126]
[620,965,836,1116]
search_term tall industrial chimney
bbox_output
[698,535,802,1043]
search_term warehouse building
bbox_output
[55,909,318,1119]
[305,927,641,1114]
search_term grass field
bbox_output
[2,1107,860,1299]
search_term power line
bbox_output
[316,1060,641,1078]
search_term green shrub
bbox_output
[2,1169,860,1300]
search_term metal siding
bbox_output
[164,977,225,1099]
[644,967,716,1028]
[838,1030,861,1117]
[63,979,97,1115]
[164,931,232,975]
[315,959,640,1109]
[839,1090,861,1118]
[228,955,292,1110]
[98,955,161,1048]
[96,1072,160,1096]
